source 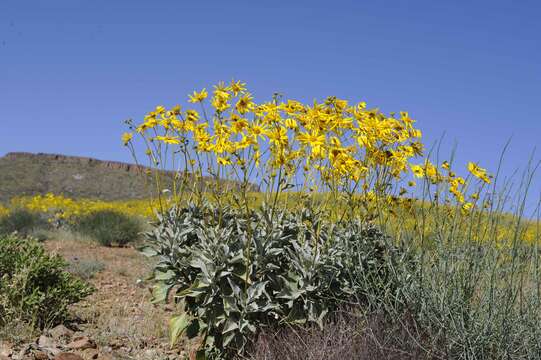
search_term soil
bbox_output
[1,237,196,360]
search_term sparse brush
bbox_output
[74,209,143,247]
[0,208,48,236]
[250,309,429,360]
[66,258,106,280]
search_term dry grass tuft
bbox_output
[250,310,431,360]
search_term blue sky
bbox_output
[1,0,540,210]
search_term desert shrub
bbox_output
[74,209,142,246]
[250,309,428,360]
[387,242,541,359]
[66,259,106,280]
[0,234,93,328]
[127,81,528,359]
[142,203,402,358]
[0,208,48,236]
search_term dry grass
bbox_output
[44,233,184,359]
[250,310,431,360]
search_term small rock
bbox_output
[53,353,83,360]
[33,351,49,360]
[144,349,157,358]
[82,349,98,360]
[37,335,61,356]
[38,336,56,349]
[96,355,113,360]
[107,340,121,350]
[18,344,32,359]
[0,342,13,358]
[47,326,74,342]
[66,337,95,351]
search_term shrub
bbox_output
[74,209,142,246]
[0,208,48,236]
[142,203,401,358]
[66,259,106,280]
[250,310,428,360]
[0,234,93,328]
[390,242,541,359]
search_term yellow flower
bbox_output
[231,118,249,133]
[441,161,450,170]
[188,88,208,103]
[254,150,261,167]
[169,105,181,115]
[217,156,232,165]
[268,127,288,147]
[247,122,268,140]
[235,135,256,150]
[462,202,473,212]
[154,136,180,145]
[297,131,325,148]
[212,96,230,112]
[467,162,491,184]
[185,109,200,122]
[229,79,246,96]
[121,132,133,145]
[235,93,253,114]
[285,118,298,130]
[410,164,425,178]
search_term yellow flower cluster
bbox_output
[0,204,8,217]
[9,193,157,222]
[126,81,428,191]
[123,80,492,218]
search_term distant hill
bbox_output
[0,152,255,203]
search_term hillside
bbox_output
[0,152,253,202]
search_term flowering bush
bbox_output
[121,81,505,357]
[116,80,541,359]
[143,203,401,357]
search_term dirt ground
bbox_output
[48,238,178,359]
[1,235,194,360]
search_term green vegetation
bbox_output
[125,81,541,359]
[66,259,106,280]
[74,209,143,246]
[143,203,403,358]
[0,207,48,236]
[0,234,93,329]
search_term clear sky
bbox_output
[1,1,540,210]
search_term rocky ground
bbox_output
[0,235,196,360]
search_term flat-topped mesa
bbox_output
[0,152,259,202]
[3,152,157,175]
